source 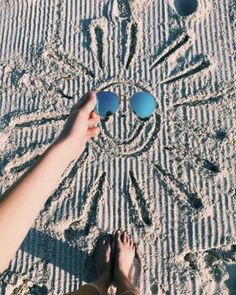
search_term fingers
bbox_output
[78,91,97,116]
[87,107,101,138]
[70,92,90,112]
[70,90,98,116]
[86,126,101,140]
[83,91,97,114]
[85,114,101,141]
[89,110,100,119]
[88,117,100,129]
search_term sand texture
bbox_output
[0,0,236,294]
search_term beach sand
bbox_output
[0,0,236,294]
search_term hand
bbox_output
[55,90,101,159]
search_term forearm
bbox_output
[0,139,78,274]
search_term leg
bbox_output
[65,235,112,295]
[113,230,140,295]
[65,284,100,295]
[91,234,112,294]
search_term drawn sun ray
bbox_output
[8,111,68,129]
[124,22,138,69]
[160,57,211,85]
[43,154,88,211]
[0,47,94,102]
[64,172,106,241]
[152,162,204,210]
[163,145,220,175]
[171,82,236,108]
[150,33,190,70]
[41,48,95,78]
[127,171,152,226]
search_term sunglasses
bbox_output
[94,91,157,120]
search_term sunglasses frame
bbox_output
[94,91,158,121]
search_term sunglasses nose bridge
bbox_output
[116,95,129,116]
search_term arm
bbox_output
[0,91,101,274]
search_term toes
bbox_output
[129,237,134,246]
[121,231,126,243]
[98,235,111,247]
[122,231,133,244]
[129,236,136,252]
[121,231,129,243]
[115,230,136,248]
[125,231,129,243]
[105,238,112,263]
[96,235,112,263]
[115,230,121,245]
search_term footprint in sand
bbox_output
[174,0,198,16]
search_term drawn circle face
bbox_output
[91,81,161,157]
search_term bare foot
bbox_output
[93,234,112,292]
[113,230,136,284]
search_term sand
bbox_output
[0,0,236,294]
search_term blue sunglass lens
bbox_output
[130,92,156,119]
[95,92,119,117]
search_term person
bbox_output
[0,91,140,295]
[65,230,139,295]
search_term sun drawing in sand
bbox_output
[0,0,233,256]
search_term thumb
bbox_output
[80,91,97,114]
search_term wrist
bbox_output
[52,138,84,162]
